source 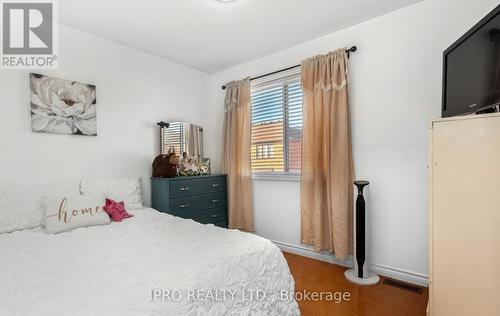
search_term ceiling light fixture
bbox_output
[216,0,237,2]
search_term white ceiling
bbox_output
[58,0,420,74]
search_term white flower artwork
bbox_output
[30,73,97,136]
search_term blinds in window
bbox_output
[162,122,185,154]
[251,74,302,174]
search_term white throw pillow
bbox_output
[80,178,144,210]
[0,180,84,234]
[0,184,42,234]
[44,194,110,234]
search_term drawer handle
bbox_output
[179,204,190,208]
[212,184,219,188]
[212,214,220,218]
[212,199,219,203]
[180,187,190,191]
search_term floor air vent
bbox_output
[383,279,423,294]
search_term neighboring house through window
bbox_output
[255,143,274,159]
[250,72,303,175]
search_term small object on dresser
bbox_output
[199,158,211,175]
[179,153,199,176]
[179,154,211,176]
[152,147,179,178]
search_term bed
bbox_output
[0,208,300,315]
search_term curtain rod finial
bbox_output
[347,46,357,58]
[157,121,169,128]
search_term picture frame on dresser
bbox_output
[151,175,228,228]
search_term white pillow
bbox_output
[44,194,110,234]
[0,180,84,234]
[80,178,144,210]
[38,180,82,200]
[0,184,42,234]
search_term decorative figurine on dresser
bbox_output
[152,146,180,178]
[151,121,228,228]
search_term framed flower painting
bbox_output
[30,73,97,136]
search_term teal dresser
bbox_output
[151,175,228,228]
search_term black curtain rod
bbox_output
[221,46,357,90]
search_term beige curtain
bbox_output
[221,78,254,232]
[300,48,354,259]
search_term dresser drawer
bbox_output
[169,177,226,198]
[202,177,226,195]
[173,207,227,224]
[169,192,226,213]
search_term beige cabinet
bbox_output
[428,113,500,315]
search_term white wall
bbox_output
[207,0,499,285]
[1,0,497,286]
[0,24,210,205]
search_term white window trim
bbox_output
[252,172,301,182]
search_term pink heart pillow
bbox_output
[103,198,133,222]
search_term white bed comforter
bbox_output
[0,208,299,316]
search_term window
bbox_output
[255,143,274,159]
[251,74,303,175]
[162,121,185,154]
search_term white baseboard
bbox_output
[272,240,429,287]
[274,240,353,268]
[369,263,429,287]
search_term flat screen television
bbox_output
[442,5,500,117]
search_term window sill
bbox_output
[252,173,301,182]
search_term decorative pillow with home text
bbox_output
[43,194,110,234]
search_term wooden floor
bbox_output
[283,252,428,316]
